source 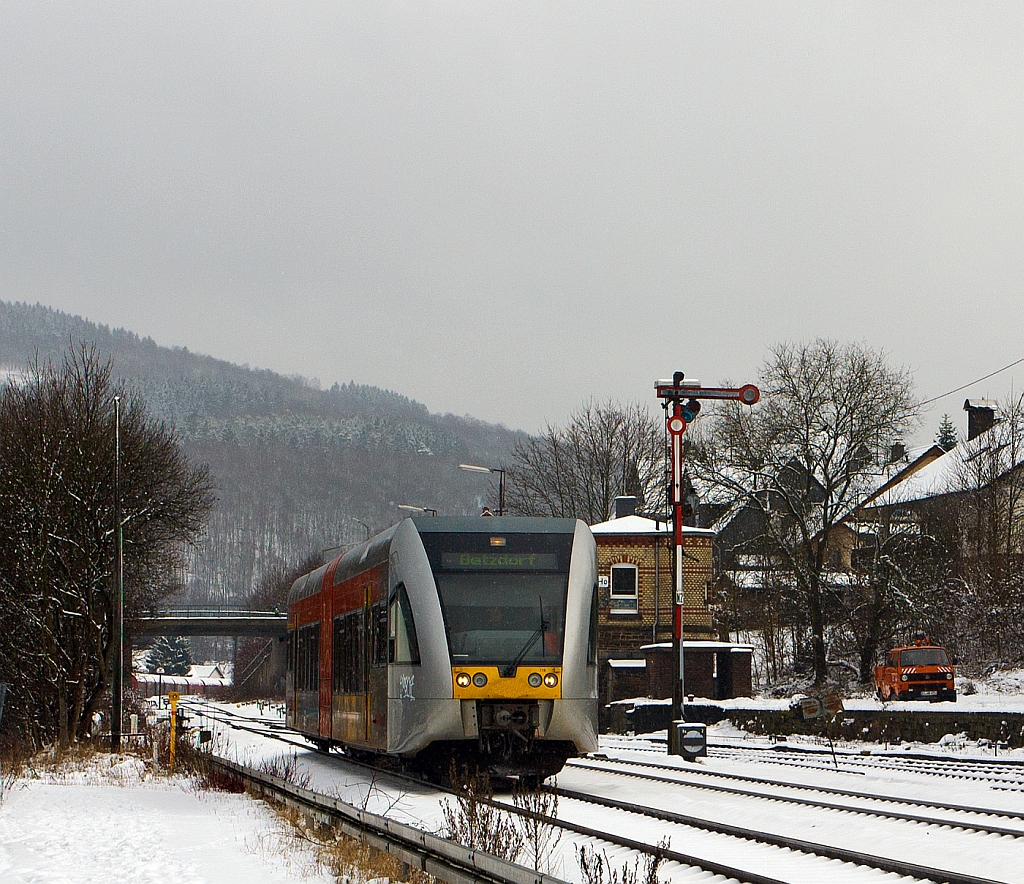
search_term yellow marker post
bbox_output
[168,691,180,771]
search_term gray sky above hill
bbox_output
[2,3,1023,443]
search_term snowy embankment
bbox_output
[0,753,333,884]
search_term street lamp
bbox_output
[111,395,124,753]
[458,463,506,516]
[397,504,437,516]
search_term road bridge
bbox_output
[136,608,287,638]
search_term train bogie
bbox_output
[286,516,598,780]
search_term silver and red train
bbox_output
[286,516,598,782]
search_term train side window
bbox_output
[389,584,420,664]
[332,616,344,692]
[587,584,598,665]
[296,622,320,692]
[371,603,388,667]
[336,611,365,693]
[310,622,320,693]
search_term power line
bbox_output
[920,355,1024,408]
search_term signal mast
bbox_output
[656,372,759,756]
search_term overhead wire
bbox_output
[919,355,1024,407]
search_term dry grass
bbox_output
[438,766,521,863]
[576,837,671,884]
[258,797,436,884]
[512,780,564,875]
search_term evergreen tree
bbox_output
[935,414,958,451]
[146,636,193,676]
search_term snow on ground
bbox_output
[0,753,333,884]
[5,667,1024,884]
[201,700,1024,883]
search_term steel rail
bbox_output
[704,740,1024,769]
[186,701,792,884]
[571,755,1024,830]
[189,701,1010,884]
[546,785,1010,884]
[704,743,1024,785]
[206,755,569,884]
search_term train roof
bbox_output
[408,515,580,534]
[287,516,583,608]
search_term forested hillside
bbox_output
[0,301,523,602]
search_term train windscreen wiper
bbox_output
[502,598,549,678]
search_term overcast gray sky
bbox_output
[2,3,1022,442]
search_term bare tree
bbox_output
[505,400,664,524]
[0,344,214,746]
[691,341,919,684]
[944,394,1024,661]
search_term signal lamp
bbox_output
[528,672,543,688]
[455,672,471,688]
[472,672,488,687]
[682,399,701,422]
[543,673,558,688]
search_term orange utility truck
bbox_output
[875,636,956,702]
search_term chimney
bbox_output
[963,399,997,441]
[612,496,637,519]
[888,440,906,463]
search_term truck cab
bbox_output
[875,638,956,702]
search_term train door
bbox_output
[333,605,366,744]
[319,559,339,740]
[367,594,389,748]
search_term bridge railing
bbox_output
[144,605,285,618]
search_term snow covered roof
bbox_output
[133,673,229,686]
[857,431,1024,509]
[591,514,715,537]
[640,641,753,651]
[607,659,647,669]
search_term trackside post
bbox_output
[168,691,180,770]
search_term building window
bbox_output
[609,563,638,614]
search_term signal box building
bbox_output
[591,499,752,724]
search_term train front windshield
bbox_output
[421,531,573,667]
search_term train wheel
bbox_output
[518,774,542,791]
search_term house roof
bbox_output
[856,428,1024,510]
[591,514,715,537]
[849,443,949,511]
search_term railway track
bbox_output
[532,785,1009,884]
[603,734,1024,795]
[183,699,1019,884]
[568,755,1024,835]
[701,742,1024,789]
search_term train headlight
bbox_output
[543,673,558,688]
[901,674,908,682]
[455,672,471,688]
[472,672,488,687]
[528,672,543,688]
[947,673,953,679]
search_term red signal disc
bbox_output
[739,384,760,405]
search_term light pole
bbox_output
[458,463,506,515]
[111,395,124,753]
[397,504,438,516]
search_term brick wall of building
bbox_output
[596,532,715,656]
